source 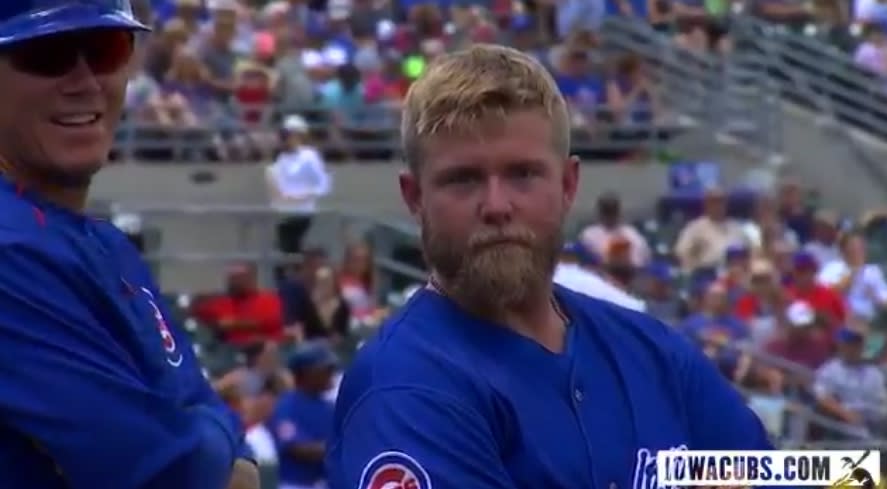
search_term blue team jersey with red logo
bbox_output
[0,177,248,489]
[326,286,776,489]
[269,389,336,486]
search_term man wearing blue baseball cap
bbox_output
[270,340,339,489]
[813,328,887,438]
[0,1,256,488]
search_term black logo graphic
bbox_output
[833,451,875,489]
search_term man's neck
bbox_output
[429,274,566,352]
[0,160,88,212]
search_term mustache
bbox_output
[468,228,536,250]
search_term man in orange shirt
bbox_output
[194,263,285,347]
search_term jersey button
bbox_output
[573,388,584,402]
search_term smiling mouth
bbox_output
[51,113,102,127]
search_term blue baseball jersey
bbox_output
[0,178,249,489]
[269,389,335,486]
[327,286,775,489]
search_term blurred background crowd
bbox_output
[100,0,887,486]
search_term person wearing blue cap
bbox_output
[812,327,887,438]
[0,2,257,488]
[270,340,339,489]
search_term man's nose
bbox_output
[478,177,513,225]
[59,57,102,95]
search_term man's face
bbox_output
[400,111,579,316]
[0,29,133,187]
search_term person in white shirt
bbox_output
[579,192,650,268]
[803,209,842,268]
[266,114,333,254]
[674,186,748,273]
[818,231,887,323]
[553,241,647,312]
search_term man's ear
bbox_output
[399,169,422,221]
[562,155,580,209]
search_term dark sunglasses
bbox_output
[1,28,135,78]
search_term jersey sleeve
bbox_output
[0,241,240,489]
[147,283,253,462]
[327,386,518,489]
[675,331,773,449]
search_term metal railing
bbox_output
[112,103,689,163]
[730,15,887,138]
[600,16,785,161]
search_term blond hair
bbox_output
[401,44,570,174]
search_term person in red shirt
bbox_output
[734,259,788,344]
[193,263,285,347]
[787,251,846,333]
[765,301,833,371]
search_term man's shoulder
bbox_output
[337,291,490,412]
[560,286,693,362]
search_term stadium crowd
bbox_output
[125,0,673,161]
[119,0,887,487]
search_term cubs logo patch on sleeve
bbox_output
[358,451,432,489]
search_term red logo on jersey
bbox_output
[359,452,431,489]
[141,287,183,367]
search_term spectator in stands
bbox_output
[278,248,331,343]
[362,49,410,108]
[853,24,887,76]
[803,209,842,266]
[647,0,673,30]
[766,238,798,285]
[169,0,205,36]
[818,230,887,324]
[675,186,748,273]
[580,192,650,268]
[680,282,781,391]
[192,262,286,346]
[766,300,833,370]
[339,240,378,318]
[266,114,332,254]
[239,341,289,397]
[778,178,815,243]
[152,48,212,127]
[789,251,847,332]
[854,0,887,29]
[605,53,660,124]
[144,17,191,81]
[718,244,752,304]
[274,27,321,116]
[735,258,788,345]
[813,328,887,438]
[320,63,367,157]
[554,241,648,311]
[671,0,730,53]
[742,194,799,253]
[307,266,352,342]
[270,341,338,489]
[234,50,280,159]
[196,1,239,102]
[552,44,605,131]
[637,261,683,321]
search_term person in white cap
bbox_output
[266,114,332,254]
